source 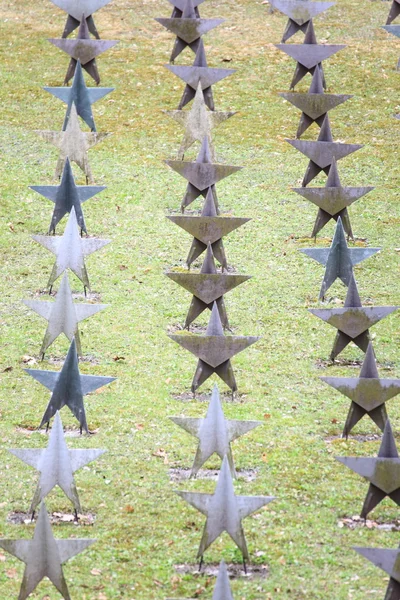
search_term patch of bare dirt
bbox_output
[174,561,268,579]
[171,391,246,403]
[8,511,96,526]
[325,433,381,442]
[169,467,258,482]
[16,426,99,437]
[338,516,400,532]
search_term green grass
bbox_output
[1,0,400,597]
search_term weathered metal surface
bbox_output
[169,302,259,392]
[35,103,110,183]
[62,13,100,39]
[44,60,113,132]
[33,208,110,291]
[9,411,105,514]
[176,456,274,560]
[23,272,107,357]
[165,40,235,110]
[300,218,380,299]
[164,83,235,160]
[0,502,95,600]
[354,545,400,590]
[156,14,224,45]
[293,157,374,238]
[271,0,335,43]
[30,157,105,234]
[170,384,260,477]
[26,338,116,433]
[50,0,112,21]
[168,0,204,11]
[386,0,400,25]
[336,420,400,517]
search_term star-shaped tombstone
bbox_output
[167,187,250,270]
[164,82,235,160]
[49,16,118,85]
[26,338,116,433]
[33,207,110,292]
[165,39,235,110]
[167,242,251,329]
[321,342,400,437]
[23,272,107,358]
[300,217,380,300]
[293,157,374,239]
[270,0,335,43]
[30,157,105,234]
[166,136,242,212]
[169,302,259,393]
[35,103,110,183]
[275,21,345,89]
[309,275,397,360]
[156,0,224,62]
[279,67,352,138]
[382,25,400,69]
[176,455,274,562]
[336,420,400,518]
[44,60,114,132]
[386,0,400,25]
[9,411,105,516]
[286,115,363,187]
[50,0,112,37]
[170,384,260,477]
[0,502,95,600]
[354,544,400,600]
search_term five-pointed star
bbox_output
[23,272,107,357]
[269,0,334,42]
[336,420,400,518]
[286,114,362,187]
[165,39,235,110]
[169,301,259,393]
[0,502,95,600]
[49,16,118,84]
[44,60,113,132]
[165,82,235,160]
[300,217,380,299]
[35,102,110,183]
[167,187,250,269]
[9,411,105,514]
[176,455,274,560]
[30,157,105,234]
[26,338,116,433]
[309,274,397,359]
[170,384,260,477]
[167,242,251,329]
[354,544,400,599]
[292,156,374,239]
[33,207,110,291]
[321,342,400,437]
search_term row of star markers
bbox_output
[0,1,119,598]
[273,0,400,597]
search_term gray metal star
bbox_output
[50,0,111,38]
[9,411,105,515]
[23,272,107,357]
[354,544,400,600]
[170,384,260,477]
[0,501,95,600]
[176,455,275,561]
[269,0,334,42]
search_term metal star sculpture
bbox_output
[309,275,397,359]
[30,157,105,234]
[168,0,204,17]
[35,103,110,183]
[167,187,250,269]
[50,0,112,38]
[165,82,235,160]
[275,21,345,89]
[156,0,224,63]
[321,342,400,437]
[33,208,110,292]
[336,420,400,518]
[279,67,351,138]
[0,502,95,600]
[23,272,107,358]
[167,242,251,329]
[382,25,400,69]
[169,302,259,393]
[165,39,235,110]
[44,60,113,132]
[300,217,380,300]
[166,136,242,212]
[270,0,335,43]
[49,16,118,85]
[26,338,116,433]
[9,411,105,516]
[286,115,363,187]
[293,157,374,239]
[176,455,274,564]
[386,0,400,25]
[170,384,260,477]
[354,544,400,600]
